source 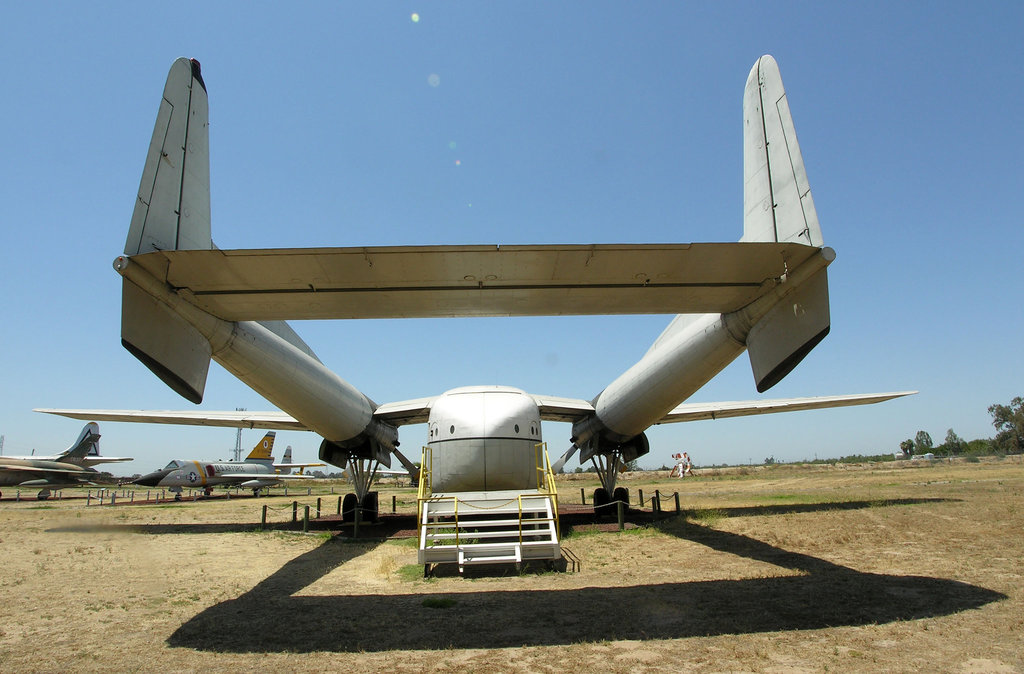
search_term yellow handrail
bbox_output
[418,442,562,547]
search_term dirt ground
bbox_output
[1,458,1022,673]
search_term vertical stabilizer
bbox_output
[121,59,214,403]
[742,55,822,246]
[60,423,101,461]
[246,432,277,462]
[279,446,294,474]
[741,56,830,391]
[125,58,212,255]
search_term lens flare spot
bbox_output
[427,73,441,87]
[454,159,461,166]
[410,13,420,23]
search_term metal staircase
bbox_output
[417,445,561,574]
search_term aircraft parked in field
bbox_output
[39,55,913,522]
[0,423,125,499]
[1,422,132,467]
[132,431,322,498]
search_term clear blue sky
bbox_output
[1,2,1021,474]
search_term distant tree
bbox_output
[967,438,994,455]
[899,439,915,457]
[764,456,776,465]
[624,459,641,472]
[989,396,1024,453]
[942,428,967,456]
[573,466,584,474]
[914,430,933,454]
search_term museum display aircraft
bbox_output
[1,422,132,467]
[132,431,321,498]
[0,423,126,499]
[38,55,913,519]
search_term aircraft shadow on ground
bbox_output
[166,498,1005,653]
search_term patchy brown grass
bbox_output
[1,458,1022,672]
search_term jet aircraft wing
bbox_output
[35,408,306,431]
[0,464,93,475]
[124,242,821,320]
[653,391,917,424]
[215,472,315,482]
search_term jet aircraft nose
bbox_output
[132,468,173,487]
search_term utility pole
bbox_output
[233,409,246,461]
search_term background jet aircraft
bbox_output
[1,422,132,467]
[0,423,116,499]
[39,55,913,518]
[132,431,322,498]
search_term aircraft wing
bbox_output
[35,408,308,431]
[655,391,917,424]
[219,473,315,481]
[82,457,134,466]
[372,397,438,426]
[124,242,820,320]
[0,464,93,475]
[531,395,595,422]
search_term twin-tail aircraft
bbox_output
[0,423,128,499]
[39,55,913,522]
[132,431,321,499]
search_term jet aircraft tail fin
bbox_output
[120,58,214,404]
[60,423,101,461]
[245,432,277,462]
[741,55,829,392]
[282,446,293,472]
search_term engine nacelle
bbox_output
[577,430,650,464]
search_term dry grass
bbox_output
[1,458,1021,672]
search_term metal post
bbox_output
[674,492,681,513]
[316,498,321,519]
[638,489,644,507]
[303,505,310,533]
[292,501,298,523]
[617,500,624,530]
[337,496,342,515]
[580,487,586,504]
[307,487,311,496]
[261,505,267,529]
[392,494,397,513]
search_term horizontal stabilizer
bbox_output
[124,242,821,320]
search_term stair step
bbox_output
[418,488,560,568]
[422,517,553,529]
[426,529,554,541]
